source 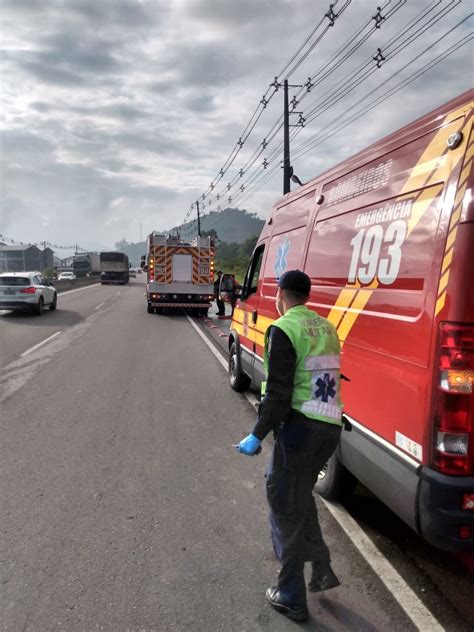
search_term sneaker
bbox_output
[265,587,309,622]
[307,564,340,593]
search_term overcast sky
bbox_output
[1,0,472,252]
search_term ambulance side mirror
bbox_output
[140,255,146,270]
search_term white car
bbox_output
[0,271,57,315]
[58,271,76,280]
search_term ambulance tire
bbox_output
[229,342,251,392]
[147,303,154,314]
[200,308,208,317]
[314,452,358,501]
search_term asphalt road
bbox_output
[0,279,471,631]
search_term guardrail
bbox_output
[48,277,100,293]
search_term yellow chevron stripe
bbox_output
[446,225,458,252]
[438,269,450,296]
[406,184,444,236]
[327,289,359,328]
[460,156,473,185]
[441,248,453,275]
[435,292,446,316]
[337,289,374,345]
[449,203,463,231]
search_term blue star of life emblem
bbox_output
[274,235,290,278]
[315,373,336,403]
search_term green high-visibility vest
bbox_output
[262,304,342,426]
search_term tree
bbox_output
[201,229,219,242]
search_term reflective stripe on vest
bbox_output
[263,305,342,426]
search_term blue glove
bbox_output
[238,434,261,456]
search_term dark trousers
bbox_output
[216,298,225,315]
[266,416,341,606]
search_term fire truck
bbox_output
[145,233,215,316]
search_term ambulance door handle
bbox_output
[252,310,258,324]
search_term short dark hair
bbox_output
[217,270,223,275]
[283,288,309,303]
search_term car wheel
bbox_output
[35,297,44,316]
[229,342,251,392]
[49,293,57,311]
[314,452,358,500]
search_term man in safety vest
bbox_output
[236,270,342,623]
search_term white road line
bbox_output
[20,331,62,358]
[322,501,444,632]
[94,302,105,310]
[116,291,121,295]
[187,315,444,632]
[186,316,227,370]
[59,283,101,296]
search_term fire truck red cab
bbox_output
[228,90,474,551]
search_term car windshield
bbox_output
[0,277,30,286]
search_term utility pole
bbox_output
[283,79,291,195]
[279,78,304,195]
[196,200,201,237]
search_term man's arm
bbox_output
[252,326,296,441]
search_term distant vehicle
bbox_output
[58,271,76,280]
[136,268,143,275]
[73,253,101,278]
[129,269,136,278]
[100,251,130,284]
[145,233,215,315]
[0,271,57,315]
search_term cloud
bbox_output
[0,0,471,249]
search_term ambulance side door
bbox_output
[238,243,266,382]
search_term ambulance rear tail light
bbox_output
[432,323,473,476]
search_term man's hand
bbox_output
[237,434,262,456]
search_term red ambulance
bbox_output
[227,90,474,552]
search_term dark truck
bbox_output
[72,253,101,278]
[100,252,130,285]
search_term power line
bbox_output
[228,1,465,207]
[292,15,472,159]
[236,29,471,208]
[206,0,408,212]
[183,1,353,232]
[181,1,469,237]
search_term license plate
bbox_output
[3,289,15,295]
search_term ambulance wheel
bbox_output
[314,452,358,501]
[147,303,154,314]
[200,308,208,317]
[229,342,251,392]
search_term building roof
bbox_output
[0,244,41,252]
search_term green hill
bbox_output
[116,207,264,266]
[172,207,264,243]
